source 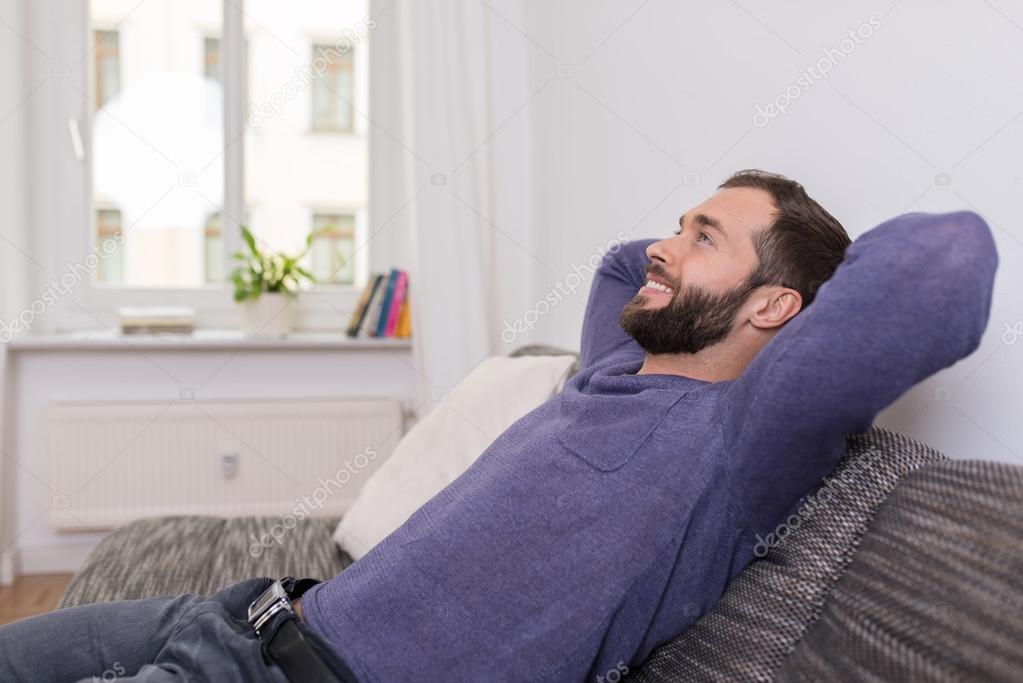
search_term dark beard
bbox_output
[619,277,758,355]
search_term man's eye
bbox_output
[674,227,712,245]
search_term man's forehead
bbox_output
[687,187,776,238]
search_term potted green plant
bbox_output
[230,225,321,337]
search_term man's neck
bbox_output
[636,343,755,383]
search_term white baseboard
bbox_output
[0,548,18,585]
[16,539,100,575]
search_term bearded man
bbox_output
[0,170,998,683]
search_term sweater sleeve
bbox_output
[579,238,658,370]
[716,210,998,527]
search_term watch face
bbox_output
[249,581,287,621]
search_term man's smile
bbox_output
[639,282,672,302]
[638,276,675,306]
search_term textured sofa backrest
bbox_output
[626,427,947,682]
[775,459,1023,682]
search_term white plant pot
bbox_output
[240,293,294,338]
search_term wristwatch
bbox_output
[247,579,294,636]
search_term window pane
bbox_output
[90,0,223,288]
[244,1,368,289]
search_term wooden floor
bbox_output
[0,573,73,626]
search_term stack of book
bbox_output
[118,306,195,335]
[346,269,412,339]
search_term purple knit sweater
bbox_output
[302,211,997,682]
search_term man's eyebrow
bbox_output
[679,213,729,241]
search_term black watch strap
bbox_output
[266,616,341,683]
[281,577,321,600]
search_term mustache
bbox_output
[643,264,679,291]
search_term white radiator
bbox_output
[44,398,405,530]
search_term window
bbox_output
[204,212,224,283]
[204,35,250,105]
[310,43,354,132]
[204,37,221,82]
[94,208,124,285]
[309,213,356,285]
[35,0,371,332]
[85,2,367,289]
[93,30,120,108]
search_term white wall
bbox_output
[511,1,1023,463]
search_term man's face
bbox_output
[620,187,775,355]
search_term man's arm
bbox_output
[717,211,998,527]
[579,238,657,369]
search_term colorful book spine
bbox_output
[346,270,412,339]
[373,269,400,337]
[346,273,383,338]
[360,274,389,338]
[395,291,411,338]
[384,270,408,337]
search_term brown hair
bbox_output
[720,169,851,312]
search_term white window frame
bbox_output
[27,0,373,334]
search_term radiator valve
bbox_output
[221,452,239,479]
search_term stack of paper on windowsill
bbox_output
[118,307,195,335]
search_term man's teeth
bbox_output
[646,280,671,294]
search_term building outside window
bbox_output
[204,36,221,81]
[204,212,224,283]
[309,213,356,285]
[93,30,120,108]
[94,208,124,285]
[310,43,354,132]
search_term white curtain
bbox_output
[371,0,539,418]
[0,0,29,584]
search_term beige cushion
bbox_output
[332,354,578,559]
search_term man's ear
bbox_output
[748,286,802,331]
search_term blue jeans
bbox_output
[0,577,345,682]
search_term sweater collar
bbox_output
[595,354,725,393]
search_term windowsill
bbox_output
[305,128,360,137]
[7,329,413,352]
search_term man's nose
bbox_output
[646,238,679,268]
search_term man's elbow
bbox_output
[934,210,999,277]
[931,210,999,354]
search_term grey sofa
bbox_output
[59,346,1023,681]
